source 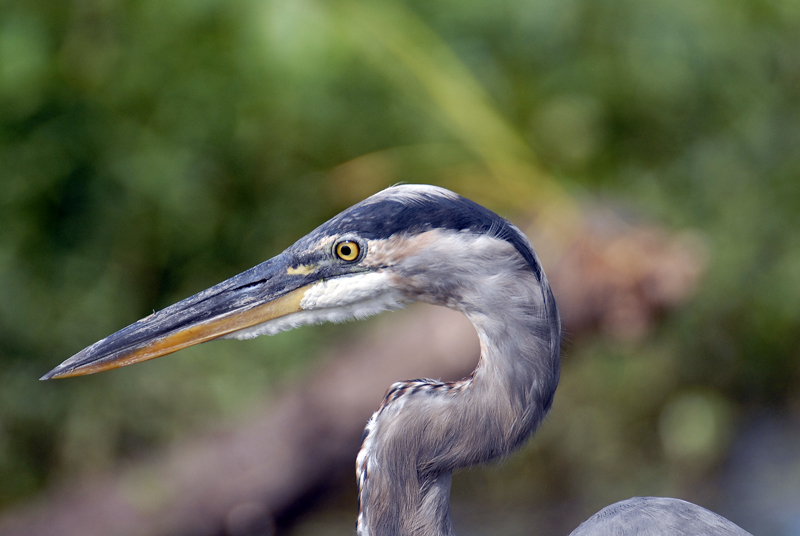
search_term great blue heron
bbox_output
[43,185,751,535]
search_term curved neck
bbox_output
[356,234,561,536]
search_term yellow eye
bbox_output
[335,240,360,261]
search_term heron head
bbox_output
[42,184,542,379]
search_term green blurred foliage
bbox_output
[1,0,799,532]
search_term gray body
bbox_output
[570,497,753,536]
[43,185,752,536]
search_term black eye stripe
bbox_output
[318,188,543,282]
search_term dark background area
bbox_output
[1,0,799,534]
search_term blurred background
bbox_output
[1,0,800,534]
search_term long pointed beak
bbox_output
[42,254,316,380]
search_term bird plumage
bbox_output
[43,184,751,535]
[352,226,559,535]
[569,497,753,536]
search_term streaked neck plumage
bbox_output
[356,230,561,536]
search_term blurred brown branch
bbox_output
[0,211,706,536]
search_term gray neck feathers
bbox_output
[357,230,561,536]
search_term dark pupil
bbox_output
[340,245,352,257]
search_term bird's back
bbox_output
[568,497,753,536]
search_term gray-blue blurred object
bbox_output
[570,497,751,536]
